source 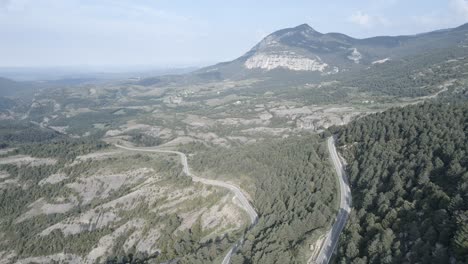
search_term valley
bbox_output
[0,20,467,264]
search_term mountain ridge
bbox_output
[194,22,468,79]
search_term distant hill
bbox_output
[134,22,468,97]
[0,77,38,97]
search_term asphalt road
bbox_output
[310,137,352,264]
[114,144,258,264]
[117,137,349,264]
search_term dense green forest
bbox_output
[127,131,163,147]
[0,120,108,163]
[0,120,62,146]
[332,102,468,263]
[190,135,337,263]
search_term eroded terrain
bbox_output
[0,147,247,263]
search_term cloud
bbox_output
[0,1,199,38]
[450,0,468,19]
[350,11,372,27]
[0,0,211,66]
[349,11,390,28]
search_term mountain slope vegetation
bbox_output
[333,102,468,263]
[190,135,337,263]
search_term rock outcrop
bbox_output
[245,52,328,71]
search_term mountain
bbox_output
[197,23,468,79]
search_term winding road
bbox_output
[114,144,258,264]
[309,137,352,264]
[117,136,349,264]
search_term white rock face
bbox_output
[348,48,362,64]
[245,53,328,72]
[372,57,391,64]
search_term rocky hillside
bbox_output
[197,23,468,79]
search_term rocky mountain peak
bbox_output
[295,23,312,29]
[198,22,468,78]
[293,23,320,34]
[271,23,323,40]
[249,23,323,53]
[242,24,330,72]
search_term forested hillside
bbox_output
[0,124,242,263]
[333,102,468,263]
[190,135,337,263]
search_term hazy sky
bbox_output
[1,0,468,68]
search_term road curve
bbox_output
[310,137,352,264]
[114,144,258,263]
